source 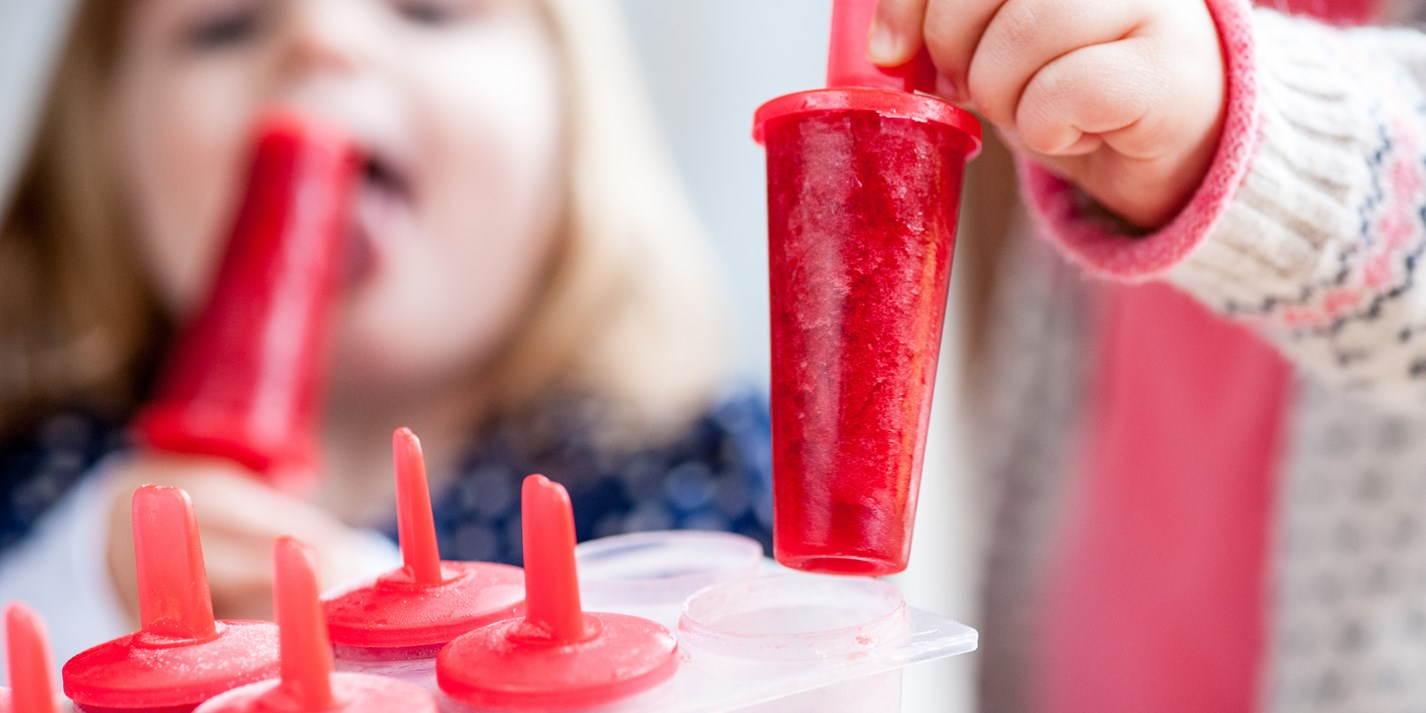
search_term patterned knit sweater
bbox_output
[976,1,1426,711]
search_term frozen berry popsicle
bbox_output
[62,486,280,713]
[3,603,60,713]
[322,429,524,685]
[437,475,679,712]
[134,112,361,486]
[755,0,981,575]
[194,538,435,713]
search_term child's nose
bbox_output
[279,0,380,76]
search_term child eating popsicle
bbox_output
[8,0,1426,712]
[0,0,770,671]
[861,0,1426,711]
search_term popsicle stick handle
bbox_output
[6,602,57,713]
[273,537,334,709]
[520,475,587,645]
[394,428,444,585]
[132,486,218,641]
[132,111,359,484]
[827,0,935,92]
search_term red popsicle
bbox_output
[323,429,525,658]
[194,538,436,713]
[2,603,59,713]
[755,0,981,575]
[134,111,361,485]
[436,475,679,711]
[62,486,280,713]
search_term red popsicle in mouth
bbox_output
[134,111,362,487]
[756,0,981,576]
[194,538,436,713]
[61,486,280,713]
[322,428,525,655]
[436,475,679,711]
[3,603,59,713]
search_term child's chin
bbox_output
[327,328,501,403]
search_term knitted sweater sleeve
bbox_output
[1022,0,1426,401]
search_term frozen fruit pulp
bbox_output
[766,109,967,575]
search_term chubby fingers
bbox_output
[1014,38,1164,159]
[874,0,1156,128]
[872,0,1004,100]
[966,0,1148,129]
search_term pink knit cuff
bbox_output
[1018,0,1261,281]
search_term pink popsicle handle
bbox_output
[827,0,935,92]
[520,475,588,645]
[272,537,334,710]
[394,428,444,586]
[6,603,57,713]
[133,486,218,642]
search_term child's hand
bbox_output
[104,456,380,622]
[871,0,1227,228]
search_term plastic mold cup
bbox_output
[322,429,525,692]
[755,0,981,575]
[678,575,910,712]
[437,475,679,712]
[574,531,765,629]
[61,486,280,713]
[195,538,436,713]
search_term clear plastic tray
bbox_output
[438,532,977,713]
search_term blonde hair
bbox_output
[0,0,729,445]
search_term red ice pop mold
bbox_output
[61,486,279,713]
[322,429,524,652]
[754,0,981,576]
[194,538,435,713]
[436,475,679,711]
[134,111,361,486]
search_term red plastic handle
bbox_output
[394,428,444,586]
[6,603,57,713]
[827,0,935,92]
[273,537,334,710]
[521,475,589,645]
[133,486,218,642]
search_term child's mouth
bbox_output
[363,154,409,198]
[347,153,413,285]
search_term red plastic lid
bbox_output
[753,87,982,152]
[61,486,280,711]
[194,538,435,713]
[323,429,524,650]
[437,475,679,711]
[754,0,981,151]
[4,603,58,713]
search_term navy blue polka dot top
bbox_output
[0,389,774,564]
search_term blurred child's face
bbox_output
[113,0,564,396]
